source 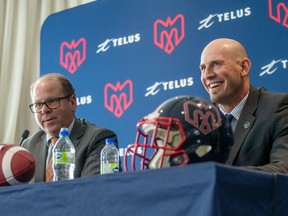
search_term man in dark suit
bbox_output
[199,38,288,173]
[22,73,118,182]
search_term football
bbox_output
[0,144,35,186]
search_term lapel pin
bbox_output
[243,121,250,129]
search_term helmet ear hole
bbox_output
[195,145,212,157]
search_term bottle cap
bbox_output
[59,127,69,137]
[105,138,115,144]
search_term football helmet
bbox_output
[124,95,233,171]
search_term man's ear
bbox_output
[70,95,77,112]
[240,58,251,77]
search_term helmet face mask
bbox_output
[141,117,188,169]
[124,96,234,172]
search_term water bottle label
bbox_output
[101,163,119,174]
[54,152,75,164]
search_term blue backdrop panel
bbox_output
[0,162,276,216]
[40,0,288,168]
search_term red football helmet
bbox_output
[124,95,234,171]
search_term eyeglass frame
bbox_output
[29,94,72,113]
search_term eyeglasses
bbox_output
[29,95,72,113]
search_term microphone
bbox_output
[20,130,30,146]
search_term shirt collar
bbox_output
[46,118,75,143]
[219,92,249,121]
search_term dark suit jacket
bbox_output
[226,86,288,173]
[22,118,118,182]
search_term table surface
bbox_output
[0,162,285,216]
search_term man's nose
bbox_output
[40,103,51,113]
[202,67,215,79]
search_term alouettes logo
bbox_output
[183,101,222,135]
[154,14,185,54]
[268,0,288,28]
[60,38,86,74]
[104,80,133,118]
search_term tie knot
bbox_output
[226,114,234,124]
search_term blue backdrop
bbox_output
[40,0,288,169]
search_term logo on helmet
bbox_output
[60,38,86,74]
[154,14,185,54]
[104,80,133,118]
[184,101,222,135]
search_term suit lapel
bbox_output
[69,118,86,147]
[226,86,259,165]
[34,132,48,181]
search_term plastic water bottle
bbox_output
[100,138,119,174]
[53,127,75,181]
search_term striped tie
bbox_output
[45,137,58,182]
